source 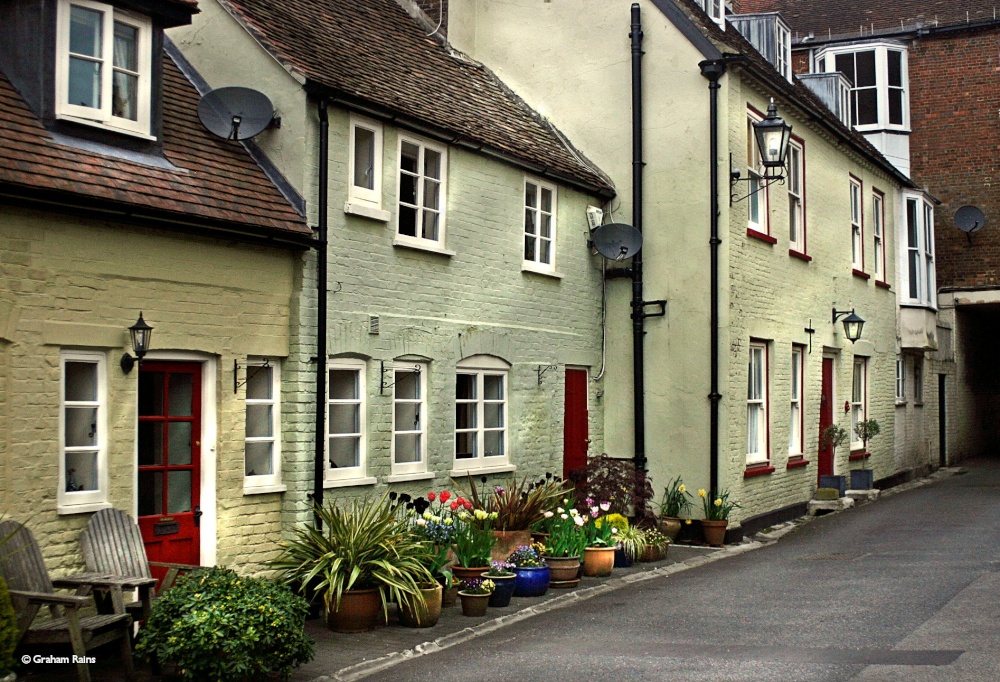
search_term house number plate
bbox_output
[154,521,180,536]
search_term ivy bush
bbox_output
[135,567,313,681]
[0,577,17,676]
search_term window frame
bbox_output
[746,341,770,465]
[326,358,368,484]
[901,193,936,308]
[913,355,924,405]
[243,358,282,491]
[54,0,153,137]
[895,356,906,403]
[787,137,806,254]
[522,177,558,273]
[818,43,909,132]
[747,110,770,237]
[775,20,792,81]
[395,134,448,250]
[850,175,864,272]
[347,115,384,209]
[454,356,510,471]
[850,357,868,451]
[59,350,109,511]
[391,362,428,476]
[789,345,805,457]
[872,189,886,282]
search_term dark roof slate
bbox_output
[0,53,310,239]
[737,0,999,41]
[218,0,614,196]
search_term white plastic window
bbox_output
[397,136,447,248]
[524,178,557,271]
[455,357,509,470]
[873,191,886,281]
[851,357,867,450]
[244,359,281,489]
[788,140,804,252]
[392,363,428,475]
[348,116,383,208]
[850,177,863,270]
[789,346,803,456]
[327,359,367,481]
[60,350,108,509]
[747,342,769,464]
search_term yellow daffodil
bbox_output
[714,499,722,506]
[698,488,707,498]
[678,484,686,493]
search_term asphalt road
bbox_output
[382,459,1000,681]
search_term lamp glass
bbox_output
[129,313,153,358]
[753,101,793,170]
[842,312,865,342]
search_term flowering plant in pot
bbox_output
[654,476,694,540]
[569,454,656,520]
[507,544,550,597]
[483,560,516,607]
[458,578,495,617]
[581,501,617,577]
[613,524,649,568]
[698,488,740,547]
[451,508,498,580]
[540,502,586,587]
[638,528,670,562]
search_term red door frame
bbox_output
[818,357,835,481]
[137,362,202,581]
[563,368,589,480]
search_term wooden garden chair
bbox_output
[81,508,197,624]
[0,520,137,682]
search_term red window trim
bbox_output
[789,249,812,262]
[850,174,864,273]
[849,451,871,461]
[873,187,887,284]
[852,269,871,280]
[789,134,807,255]
[744,464,776,478]
[748,229,778,244]
[748,338,771,468]
[791,343,806,460]
[875,280,892,290]
[786,457,810,469]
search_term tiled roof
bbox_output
[0,54,310,241]
[672,0,914,187]
[737,0,1000,41]
[218,0,615,197]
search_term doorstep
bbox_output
[807,497,855,516]
[845,489,881,502]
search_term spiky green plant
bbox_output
[272,494,434,618]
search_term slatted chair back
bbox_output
[0,520,53,636]
[81,509,151,581]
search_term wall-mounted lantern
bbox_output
[832,308,865,343]
[731,98,793,203]
[121,312,153,373]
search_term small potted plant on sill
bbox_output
[654,475,694,541]
[484,560,516,607]
[851,419,881,490]
[507,544,550,596]
[458,578,495,617]
[540,500,587,588]
[698,488,740,547]
[820,425,850,496]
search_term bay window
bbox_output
[819,44,908,131]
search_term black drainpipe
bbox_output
[629,3,647,476]
[313,98,329,527]
[699,59,726,495]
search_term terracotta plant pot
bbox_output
[458,591,490,617]
[326,588,382,633]
[640,543,668,562]
[486,574,516,607]
[530,531,550,545]
[657,517,682,541]
[582,546,615,577]
[492,530,533,562]
[441,583,460,608]
[701,519,728,547]
[544,556,581,588]
[451,565,489,582]
[398,583,442,628]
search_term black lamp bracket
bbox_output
[121,353,137,374]
[832,308,855,324]
[536,364,557,385]
[729,154,786,204]
[234,358,270,394]
[380,361,421,395]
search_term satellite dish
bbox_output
[590,222,643,261]
[955,205,986,234]
[198,87,275,141]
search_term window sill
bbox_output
[392,238,456,257]
[895,400,907,407]
[789,249,812,262]
[852,269,871,280]
[875,280,892,290]
[786,458,810,470]
[914,402,924,408]
[344,202,391,222]
[743,464,775,478]
[521,263,563,279]
[57,501,112,516]
[243,484,287,496]
[848,451,871,462]
[747,229,777,244]
[386,472,436,483]
[449,464,517,478]
[57,113,156,141]
[324,476,378,489]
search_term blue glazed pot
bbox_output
[613,546,633,568]
[487,574,516,607]
[512,565,550,597]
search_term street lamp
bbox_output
[121,312,153,373]
[731,98,793,202]
[832,308,865,343]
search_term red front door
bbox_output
[818,357,834,481]
[563,368,589,480]
[137,362,201,582]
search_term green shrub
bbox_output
[135,567,313,681]
[0,577,17,676]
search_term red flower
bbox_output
[450,501,460,511]
[427,492,436,502]
[463,500,473,510]
[440,491,451,503]
[456,497,465,506]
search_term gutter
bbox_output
[793,17,1000,49]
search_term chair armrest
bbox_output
[148,561,199,571]
[55,574,157,590]
[9,589,90,608]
